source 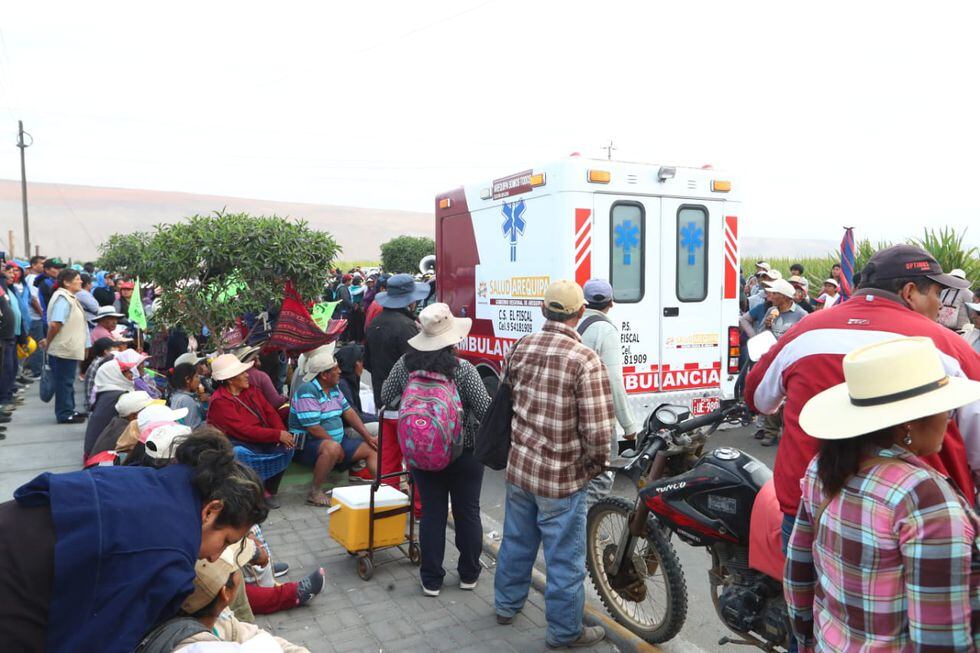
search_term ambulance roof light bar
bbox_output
[588,170,611,184]
[711,180,732,193]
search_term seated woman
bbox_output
[380,303,490,596]
[82,337,128,413]
[288,346,378,507]
[786,337,980,651]
[206,354,295,509]
[85,390,157,466]
[0,432,268,653]
[83,357,136,457]
[170,363,205,429]
[232,345,289,423]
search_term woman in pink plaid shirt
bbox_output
[785,337,980,652]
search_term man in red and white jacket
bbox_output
[745,245,980,546]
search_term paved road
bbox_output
[479,424,778,653]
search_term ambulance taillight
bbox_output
[727,327,740,374]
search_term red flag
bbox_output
[266,281,346,353]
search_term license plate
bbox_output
[691,397,720,416]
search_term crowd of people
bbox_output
[0,243,979,651]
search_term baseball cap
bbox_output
[115,391,162,417]
[582,279,613,304]
[181,538,256,614]
[43,257,66,269]
[763,278,796,299]
[143,423,192,460]
[862,244,970,290]
[543,280,585,314]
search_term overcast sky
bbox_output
[2,0,979,248]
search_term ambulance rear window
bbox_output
[610,202,644,302]
[677,205,708,302]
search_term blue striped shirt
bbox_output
[288,378,349,443]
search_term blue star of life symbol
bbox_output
[614,220,640,266]
[501,199,527,262]
[680,221,704,265]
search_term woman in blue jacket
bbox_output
[0,431,269,653]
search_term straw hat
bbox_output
[799,337,980,440]
[302,345,339,382]
[408,303,472,352]
[181,538,257,614]
[210,353,253,381]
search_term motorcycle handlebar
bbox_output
[672,406,733,433]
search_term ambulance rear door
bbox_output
[593,194,661,396]
[658,198,724,402]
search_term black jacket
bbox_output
[364,308,418,407]
[0,288,15,341]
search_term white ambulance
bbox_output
[435,156,742,423]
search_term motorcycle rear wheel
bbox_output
[586,496,688,643]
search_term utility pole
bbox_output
[16,120,32,259]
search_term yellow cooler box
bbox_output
[328,485,409,552]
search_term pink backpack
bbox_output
[396,370,463,471]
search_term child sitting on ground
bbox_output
[135,539,311,653]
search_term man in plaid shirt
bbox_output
[494,280,615,649]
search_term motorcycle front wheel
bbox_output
[586,496,688,643]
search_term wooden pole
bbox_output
[7,230,13,260]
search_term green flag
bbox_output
[311,300,340,331]
[128,277,148,330]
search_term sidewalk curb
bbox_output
[448,519,661,653]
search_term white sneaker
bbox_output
[459,579,478,591]
[420,577,440,597]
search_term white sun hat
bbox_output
[763,278,796,299]
[408,303,472,352]
[210,353,254,381]
[137,403,189,431]
[823,278,840,288]
[302,346,339,382]
[799,337,980,440]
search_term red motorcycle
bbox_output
[586,401,791,651]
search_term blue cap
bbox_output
[582,279,613,304]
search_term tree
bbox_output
[98,211,340,337]
[96,232,151,277]
[380,235,435,274]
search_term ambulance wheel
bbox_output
[408,542,421,565]
[357,557,374,580]
[482,375,499,396]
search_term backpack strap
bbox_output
[134,617,212,653]
[576,313,613,336]
[811,455,902,528]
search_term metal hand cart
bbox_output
[350,404,420,580]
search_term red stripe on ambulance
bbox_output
[723,216,738,299]
[574,209,592,286]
